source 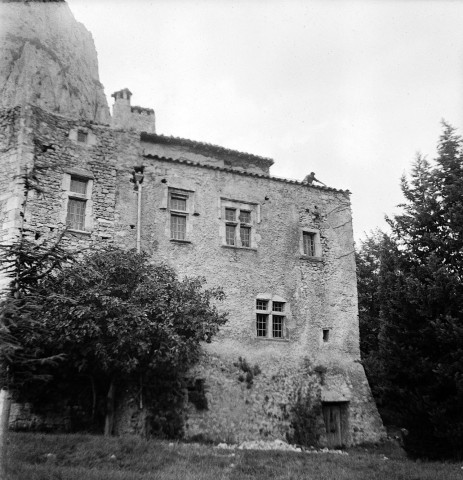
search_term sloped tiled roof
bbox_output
[140,132,274,168]
[143,153,350,194]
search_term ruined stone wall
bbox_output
[2,105,140,251]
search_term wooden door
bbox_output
[323,404,343,448]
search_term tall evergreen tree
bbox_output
[358,123,463,459]
[356,231,384,359]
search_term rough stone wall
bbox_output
[112,102,156,134]
[0,105,140,253]
[0,1,110,123]
[0,106,22,243]
[3,106,384,445]
[111,153,385,445]
[9,402,70,432]
[124,156,358,361]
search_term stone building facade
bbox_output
[0,0,384,448]
[0,94,385,446]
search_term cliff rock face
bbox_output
[0,0,110,124]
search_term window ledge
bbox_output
[66,229,92,236]
[300,255,323,262]
[255,337,289,343]
[170,239,192,244]
[221,244,257,251]
[68,193,88,200]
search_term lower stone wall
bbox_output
[9,402,70,432]
[9,353,385,446]
[342,363,387,445]
[183,353,385,446]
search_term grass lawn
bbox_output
[7,432,463,480]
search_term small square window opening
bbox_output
[256,299,268,311]
[273,301,285,312]
[170,195,187,211]
[77,130,88,143]
[239,210,251,223]
[323,329,330,343]
[70,177,87,195]
[225,208,236,222]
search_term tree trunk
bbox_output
[90,376,96,423]
[104,378,116,436]
[0,388,12,478]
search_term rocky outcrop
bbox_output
[0,0,110,123]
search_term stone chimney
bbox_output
[111,88,156,133]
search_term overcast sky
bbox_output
[68,0,463,242]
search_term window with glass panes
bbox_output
[70,177,87,195]
[225,208,236,222]
[169,191,189,240]
[225,224,236,245]
[256,299,268,311]
[224,205,252,247]
[171,215,186,240]
[77,130,88,143]
[170,195,187,212]
[240,226,251,247]
[67,198,86,230]
[256,314,268,337]
[255,297,286,339]
[272,316,284,338]
[273,301,284,312]
[303,232,316,256]
[66,176,88,230]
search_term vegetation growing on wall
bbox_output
[287,361,323,448]
[234,357,261,388]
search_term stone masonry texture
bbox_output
[1,102,385,445]
[0,1,385,445]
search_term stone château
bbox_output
[0,0,385,446]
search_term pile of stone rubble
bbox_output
[215,439,348,455]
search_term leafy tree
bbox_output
[20,247,227,436]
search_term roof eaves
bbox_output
[140,132,274,167]
[142,153,350,194]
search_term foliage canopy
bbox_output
[6,246,227,436]
[357,123,463,459]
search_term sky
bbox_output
[67,0,463,243]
